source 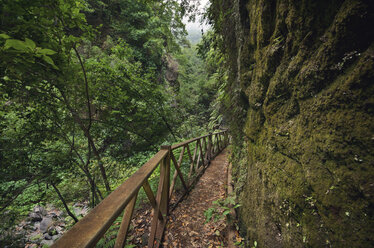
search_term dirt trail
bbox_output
[163,149,229,247]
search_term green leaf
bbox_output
[42,55,58,69]
[25,38,36,50]
[0,33,10,39]
[4,39,28,51]
[204,207,215,223]
[111,110,121,114]
[39,48,56,55]
[223,210,230,216]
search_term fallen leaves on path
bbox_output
[123,150,229,247]
[163,149,229,247]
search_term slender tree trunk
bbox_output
[72,149,103,203]
[71,143,104,201]
[81,166,101,204]
[51,182,78,223]
[87,136,111,192]
[160,114,177,141]
[66,136,103,203]
[58,89,111,193]
[90,177,95,208]
[73,45,111,193]
[95,183,103,200]
[42,110,104,204]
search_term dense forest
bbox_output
[0,0,221,246]
[1,0,373,247]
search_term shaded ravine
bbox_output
[163,149,229,247]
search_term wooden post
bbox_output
[191,142,198,176]
[143,180,163,220]
[203,137,208,164]
[160,145,171,222]
[115,191,138,248]
[208,133,212,161]
[216,134,219,153]
[186,144,194,183]
[198,139,205,167]
[169,149,188,197]
[148,145,170,248]
[212,134,216,155]
[195,140,202,171]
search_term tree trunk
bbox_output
[87,136,111,193]
[51,182,78,223]
[58,89,111,193]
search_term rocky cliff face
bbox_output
[209,0,374,247]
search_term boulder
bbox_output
[33,205,47,216]
[44,233,52,240]
[39,217,53,233]
[22,221,37,231]
[52,234,61,241]
[33,222,40,231]
[29,232,43,242]
[40,239,53,247]
[29,213,42,222]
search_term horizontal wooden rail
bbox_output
[52,130,229,248]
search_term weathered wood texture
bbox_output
[52,130,229,248]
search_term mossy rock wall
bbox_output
[210,0,374,247]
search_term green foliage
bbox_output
[0,0,216,246]
[204,194,240,223]
[87,0,186,68]
[1,35,58,69]
[195,30,231,131]
[172,44,219,137]
[0,0,171,219]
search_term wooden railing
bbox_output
[52,130,229,248]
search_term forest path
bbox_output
[162,149,229,247]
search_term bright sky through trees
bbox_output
[183,0,210,43]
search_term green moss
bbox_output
[210,0,374,247]
[30,233,43,241]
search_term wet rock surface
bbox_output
[209,0,374,247]
[1,203,89,247]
